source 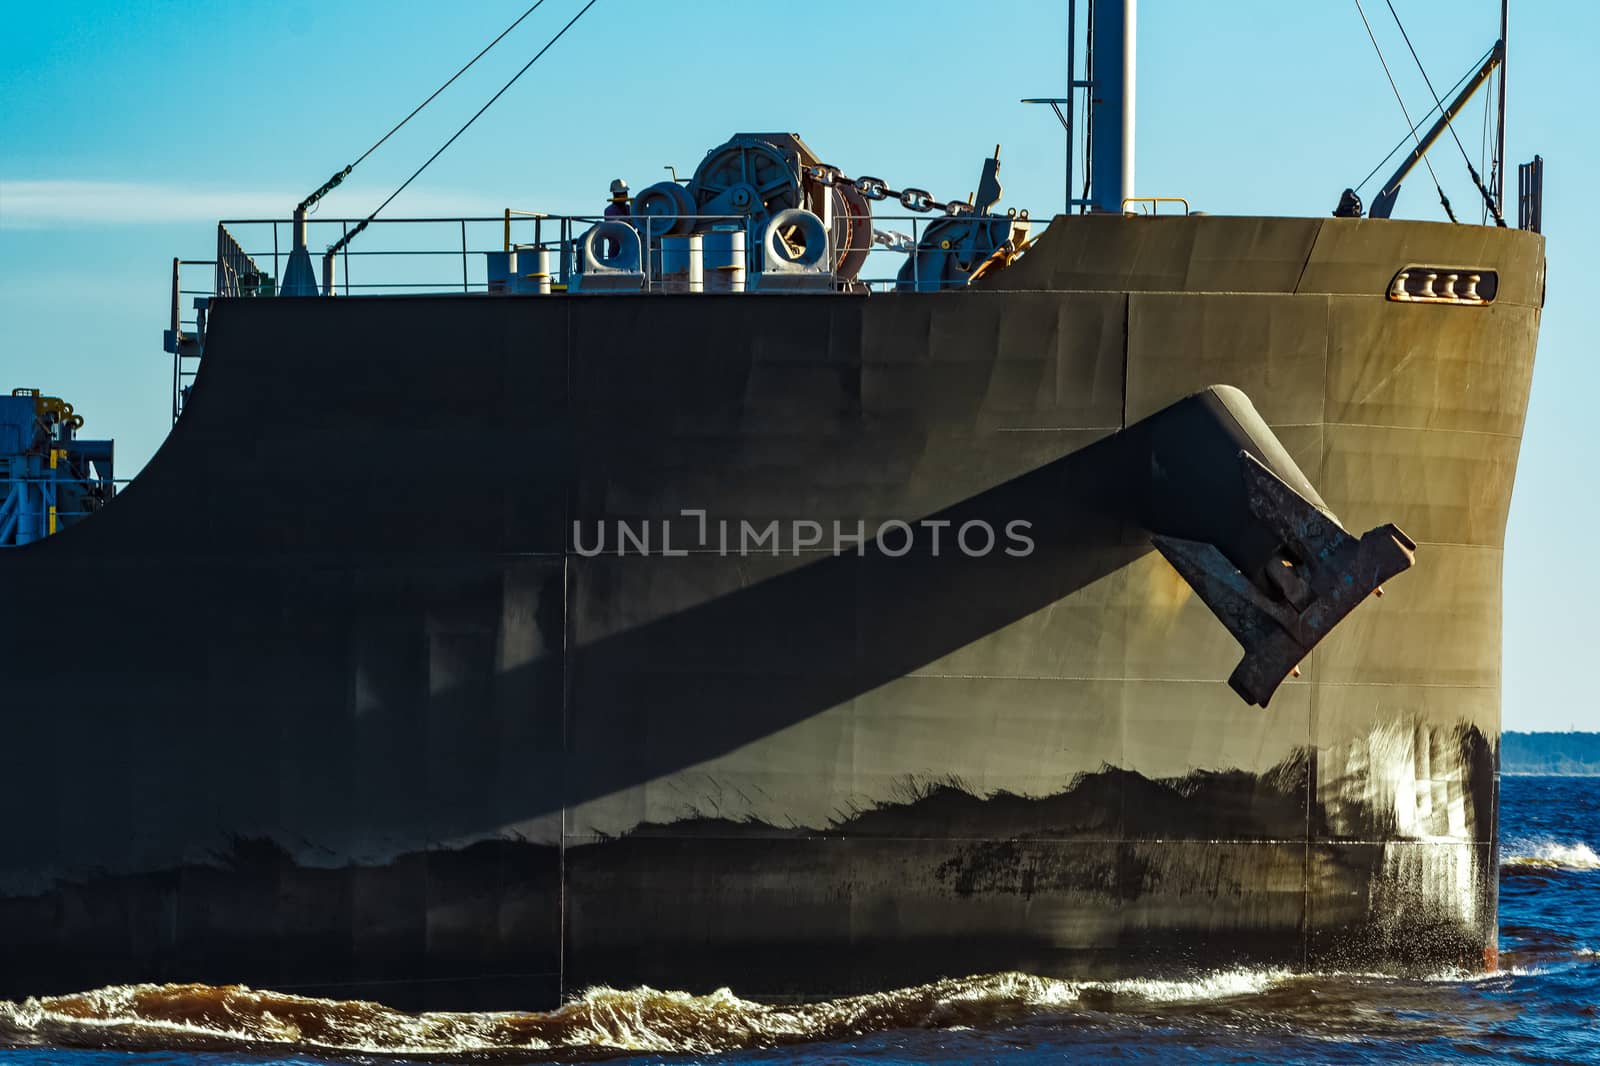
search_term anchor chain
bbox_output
[805,164,1028,221]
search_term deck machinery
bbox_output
[619,132,1031,292]
[476,133,1031,297]
[0,390,114,547]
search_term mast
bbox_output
[1066,0,1076,213]
[1088,0,1136,212]
[1124,0,1136,205]
[1022,0,1135,214]
[1495,0,1508,214]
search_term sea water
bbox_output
[2,775,1595,1065]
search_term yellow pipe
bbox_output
[48,506,56,535]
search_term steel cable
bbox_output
[299,1,554,213]
[1383,0,1504,223]
[330,0,601,257]
[1351,44,1492,195]
[353,0,553,171]
[1352,0,1456,221]
[1384,0,1476,176]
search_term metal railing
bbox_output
[1121,197,1190,216]
[158,208,1035,423]
[220,216,534,297]
[206,210,1018,299]
[216,225,272,298]
[1517,156,1543,233]
[168,258,216,423]
[503,208,549,252]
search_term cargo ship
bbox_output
[0,1,1545,1011]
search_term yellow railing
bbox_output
[1121,197,1190,216]
[505,208,551,251]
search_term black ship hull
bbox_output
[0,215,1543,1009]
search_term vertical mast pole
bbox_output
[1084,0,1094,208]
[1066,0,1076,215]
[1495,0,1508,213]
[1123,0,1136,205]
[1088,0,1135,211]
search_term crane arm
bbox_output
[1369,40,1503,220]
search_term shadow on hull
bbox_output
[0,728,1494,1009]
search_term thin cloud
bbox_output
[0,179,510,228]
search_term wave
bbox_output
[0,970,1295,1059]
[1502,840,1600,871]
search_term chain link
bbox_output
[806,165,971,216]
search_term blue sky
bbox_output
[1,1,1594,731]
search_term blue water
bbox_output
[3,776,1596,1065]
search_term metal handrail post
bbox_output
[170,257,181,337]
[1120,196,1189,215]
[913,218,920,291]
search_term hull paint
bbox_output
[0,216,1542,1008]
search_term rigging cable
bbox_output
[1350,45,1491,197]
[328,0,601,258]
[1352,0,1457,223]
[1382,0,1506,225]
[298,0,554,213]
[1079,86,1092,211]
[1480,66,1493,224]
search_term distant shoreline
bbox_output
[1501,731,1600,776]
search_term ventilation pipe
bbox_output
[279,207,320,296]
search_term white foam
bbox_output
[1419,966,1537,983]
[1503,840,1600,870]
[1092,968,1293,1003]
[0,966,1479,1058]
[0,969,1293,1057]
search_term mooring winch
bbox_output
[610,132,1030,291]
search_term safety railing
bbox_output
[503,209,549,252]
[206,209,1028,300]
[1121,197,1190,216]
[220,216,540,297]
[216,225,272,298]
[160,208,1034,425]
[167,258,217,423]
